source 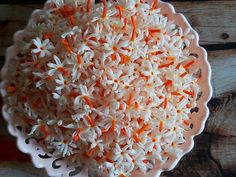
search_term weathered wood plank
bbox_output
[209,50,236,97]
[207,92,236,136]
[162,133,224,177]
[0,1,236,56]
[211,135,236,177]
[0,162,47,177]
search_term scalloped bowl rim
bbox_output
[1,1,213,177]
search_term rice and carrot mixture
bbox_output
[3,0,200,176]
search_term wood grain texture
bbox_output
[0,0,236,177]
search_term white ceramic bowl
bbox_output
[1,1,212,177]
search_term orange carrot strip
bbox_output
[163,97,168,109]
[6,85,16,92]
[178,95,185,102]
[175,63,181,69]
[146,98,152,106]
[183,90,194,97]
[180,72,188,78]
[39,125,49,136]
[164,80,172,86]
[143,159,149,164]
[133,133,140,143]
[115,5,124,19]
[159,121,163,132]
[151,51,163,55]
[127,93,134,106]
[171,92,181,96]
[134,102,140,110]
[149,28,161,34]
[119,174,126,177]
[87,147,96,157]
[122,18,128,31]
[131,16,137,41]
[110,119,116,131]
[69,15,75,26]
[83,96,93,107]
[86,115,95,127]
[121,128,126,136]
[73,134,79,141]
[137,124,151,134]
[61,38,69,46]
[158,61,174,69]
[102,0,107,19]
[183,119,190,126]
[57,66,69,76]
[68,91,80,98]
[151,0,159,11]
[183,60,195,69]
[77,55,82,64]
[87,0,92,13]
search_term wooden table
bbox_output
[0,0,236,177]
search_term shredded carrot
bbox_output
[137,117,143,125]
[102,127,108,133]
[166,56,175,61]
[111,53,117,61]
[119,174,126,177]
[57,66,69,76]
[32,98,41,109]
[61,38,69,46]
[159,121,164,132]
[175,63,181,69]
[83,95,93,107]
[110,119,116,131]
[115,5,124,20]
[121,128,126,135]
[131,16,137,41]
[149,28,161,35]
[59,5,75,18]
[68,91,80,98]
[42,33,53,40]
[127,93,134,106]
[183,60,195,69]
[133,133,140,143]
[134,102,140,110]
[150,0,159,11]
[183,90,194,97]
[146,98,152,106]
[171,92,181,96]
[120,53,130,64]
[45,76,52,81]
[73,134,79,141]
[137,124,151,134]
[183,119,190,126]
[186,104,191,108]
[163,97,168,109]
[102,0,107,19]
[143,159,149,164]
[94,156,102,161]
[39,125,49,137]
[86,115,95,127]
[6,85,16,92]
[87,0,92,13]
[77,54,82,64]
[151,51,163,55]
[158,61,174,69]
[69,15,75,26]
[122,18,128,31]
[180,72,188,78]
[87,147,96,157]
[164,80,172,86]
[178,95,185,103]
[98,38,107,44]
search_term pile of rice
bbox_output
[3,0,200,176]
